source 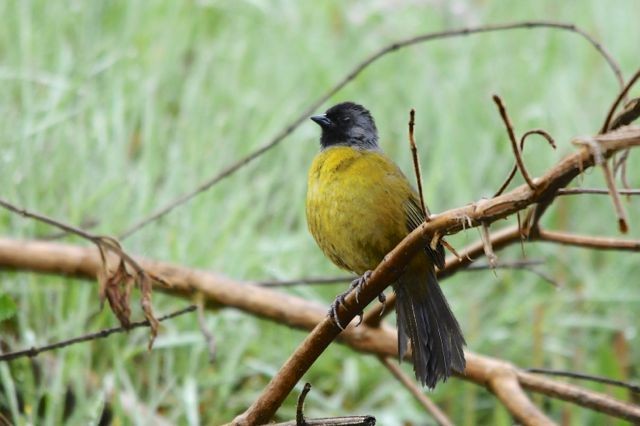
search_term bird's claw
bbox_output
[328,270,373,329]
[377,292,387,316]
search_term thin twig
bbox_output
[296,383,312,425]
[0,305,196,362]
[269,383,376,426]
[600,68,640,133]
[492,95,537,191]
[479,222,498,269]
[601,69,640,189]
[196,294,217,364]
[463,260,560,287]
[573,134,631,233]
[557,188,640,196]
[408,109,430,218]
[494,129,557,197]
[118,21,623,240]
[379,356,454,426]
[465,259,543,270]
[600,160,629,233]
[256,276,353,287]
[0,199,99,242]
[526,368,640,394]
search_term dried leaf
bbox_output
[104,258,134,329]
[139,274,159,349]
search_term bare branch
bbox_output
[487,366,555,425]
[492,95,537,191]
[1,238,638,423]
[537,229,640,251]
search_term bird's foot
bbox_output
[328,270,373,329]
[377,292,387,316]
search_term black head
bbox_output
[310,102,379,150]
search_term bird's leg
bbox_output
[328,271,373,329]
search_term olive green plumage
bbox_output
[306,102,465,388]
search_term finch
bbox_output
[306,102,465,388]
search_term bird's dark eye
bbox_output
[341,116,351,123]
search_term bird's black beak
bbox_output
[310,114,333,129]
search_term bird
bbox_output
[306,101,465,388]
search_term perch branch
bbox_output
[234,127,640,424]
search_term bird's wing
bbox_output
[405,194,446,270]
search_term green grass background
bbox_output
[1,1,639,424]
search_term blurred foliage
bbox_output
[0,1,639,425]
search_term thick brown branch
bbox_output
[364,225,525,325]
[486,365,554,425]
[2,238,639,424]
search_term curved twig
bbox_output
[493,129,557,197]
[492,95,537,191]
[600,69,640,133]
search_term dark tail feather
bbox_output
[394,266,466,388]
